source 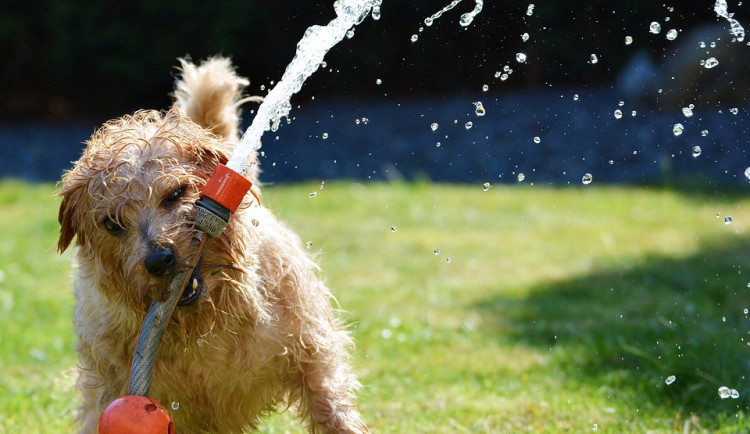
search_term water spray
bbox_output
[97,1,381,432]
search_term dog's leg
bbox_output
[76,368,121,434]
[76,370,100,434]
[298,336,369,433]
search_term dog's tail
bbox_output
[173,57,261,141]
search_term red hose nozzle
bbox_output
[194,164,252,237]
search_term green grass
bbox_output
[2,179,750,432]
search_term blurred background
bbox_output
[2,1,749,185]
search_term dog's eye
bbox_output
[101,217,125,235]
[164,186,186,205]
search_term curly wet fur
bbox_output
[58,57,368,433]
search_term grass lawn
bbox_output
[2,179,750,432]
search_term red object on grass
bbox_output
[201,163,253,213]
[98,395,174,434]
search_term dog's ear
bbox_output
[57,179,85,253]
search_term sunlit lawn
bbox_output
[2,179,750,432]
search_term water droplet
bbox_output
[516,52,527,63]
[430,123,439,132]
[682,106,694,117]
[376,78,382,85]
[482,84,489,92]
[573,94,579,101]
[371,6,381,20]
[732,389,741,399]
[589,53,598,64]
[251,219,259,227]
[745,308,749,315]
[322,132,329,139]
[724,216,733,225]
[614,109,622,119]
[517,173,526,182]
[618,101,625,107]
[459,13,474,27]
[665,375,676,385]
[719,386,732,399]
[381,329,392,339]
[730,107,739,115]
[197,339,205,348]
[434,248,441,255]
[593,423,598,431]
[391,226,398,232]
[744,167,750,180]
[625,35,633,45]
[446,257,452,263]
[649,21,662,34]
[474,101,486,116]
[309,192,318,198]
[522,32,530,42]
[582,173,593,185]
[483,182,491,191]
[672,123,684,136]
[500,73,509,81]
[692,146,702,157]
[346,29,355,39]
[424,17,433,26]
[465,121,473,129]
[701,129,709,137]
[666,29,678,40]
[306,241,312,249]
[410,34,418,43]
[631,110,637,117]
[526,4,535,16]
[171,401,180,411]
[533,136,541,144]
[704,57,719,69]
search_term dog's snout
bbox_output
[145,246,177,276]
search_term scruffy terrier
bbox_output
[57,57,368,433]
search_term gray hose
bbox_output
[128,233,208,396]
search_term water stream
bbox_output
[227,0,382,175]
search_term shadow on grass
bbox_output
[474,235,750,417]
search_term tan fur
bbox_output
[58,57,368,434]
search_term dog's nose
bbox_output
[145,246,177,276]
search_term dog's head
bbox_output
[58,108,251,313]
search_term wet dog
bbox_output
[57,57,368,433]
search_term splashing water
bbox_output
[423,0,483,27]
[703,57,720,69]
[672,123,684,136]
[715,0,746,42]
[226,0,382,175]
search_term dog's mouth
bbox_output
[177,260,206,307]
